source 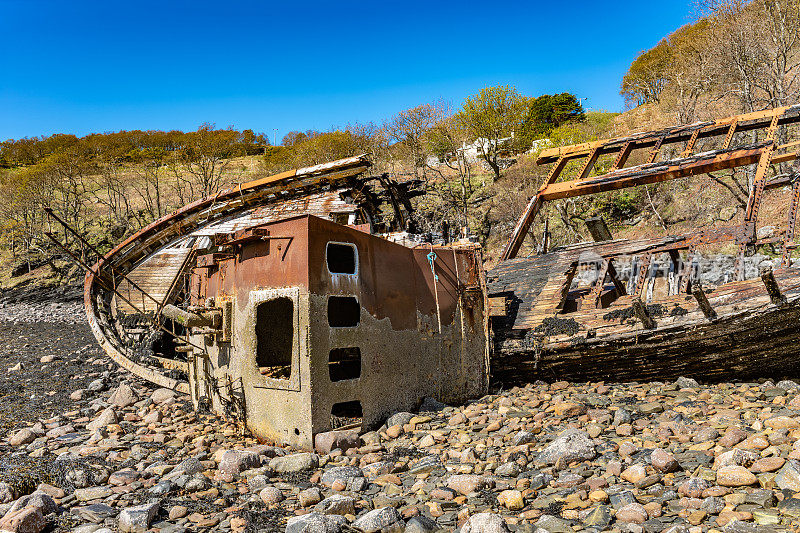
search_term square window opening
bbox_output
[327,243,357,275]
[328,296,360,327]
[328,347,361,382]
[255,297,294,380]
[331,400,362,429]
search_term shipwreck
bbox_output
[47,105,800,448]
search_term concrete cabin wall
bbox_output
[189,215,488,449]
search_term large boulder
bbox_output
[109,383,138,408]
[351,507,403,533]
[118,501,159,533]
[269,453,319,473]
[285,512,346,533]
[218,450,261,481]
[0,506,46,533]
[534,429,596,467]
[461,512,510,533]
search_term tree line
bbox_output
[621,0,799,122]
[0,87,584,270]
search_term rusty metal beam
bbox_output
[537,104,800,165]
[632,298,655,329]
[761,267,787,306]
[692,286,717,320]
[538,143,770,201]
[610,141,634,171]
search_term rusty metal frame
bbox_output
[501,105,800,261]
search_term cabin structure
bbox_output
[185,215,486,448]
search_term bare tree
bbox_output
[383,102,447,179]
[171,123,242,203]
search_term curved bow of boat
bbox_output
[84,155,372,393]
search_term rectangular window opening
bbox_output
[256,297,294,380]
[331,400,362,429]
[327,243,357,275]
[328,296,360,327]
[328,347,361,382]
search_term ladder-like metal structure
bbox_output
[502,105,800,279]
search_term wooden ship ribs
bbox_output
[488,104,800,383]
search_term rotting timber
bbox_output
[78,155,488,448]
[488,104,800,384]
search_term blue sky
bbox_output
[0,0,694,142]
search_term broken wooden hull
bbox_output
[489,261,800,384]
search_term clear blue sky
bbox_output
[0,0,694,142]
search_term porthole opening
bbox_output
[327,243,356,274]
[331,400,362,429]
[328,296,360,327]
[255,297,294,379]
[328,347,361,382]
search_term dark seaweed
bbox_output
[603,304,666,322]
[533,317,581,336]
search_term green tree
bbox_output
[521,93,585,141]
[457,85,526,181]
